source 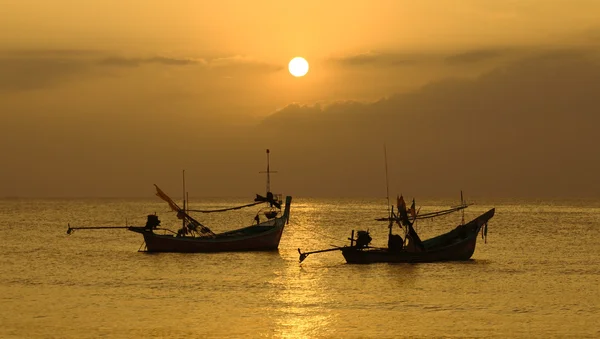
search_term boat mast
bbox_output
[259,149,277,194]
[383,144,391,223]
[461,190,465,225]
[182,169,186,229]
[266,149,271,192]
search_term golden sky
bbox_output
[4,1,600,54]
[2,1,600,197]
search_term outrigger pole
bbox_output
[298,247,342,264]
[298,230,354,263]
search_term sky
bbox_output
[2,1,600,198]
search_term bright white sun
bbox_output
[288,57,309,77]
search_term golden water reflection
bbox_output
[267,264,334,339]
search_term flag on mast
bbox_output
[409,199,417,220]
[397,195,406,211]
[155,184,182,216]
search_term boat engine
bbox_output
[388,234,404,252]
[355,230,372,248]
[145,215,161,230]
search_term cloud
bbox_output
[257,49,600,198]
[0,49,105,90]
[444,48,511,64]
[267,49,600,130]
[0,49,206,91]
[330,51,422,67]
[98,54,284,75]
[1,49,103,57]
[331,47,520,68]
[208,55,284,72]
[0,56,91,91]
[580,26,600,42]
[0,49,280,91]
[98,56,204,67]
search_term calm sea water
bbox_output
[0,197,598,338]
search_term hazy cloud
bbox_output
[330,51,422,67]
[444,48,510,64]
[0,57,90,91]
[332,47,521,68]
[0,49,103,90]
[0,49,281,91]
[1,49,102,57]
[581,26,600,42]
[2,48,600,198]
[99,56,203,67]
[258,50,600,198]
[208,55,283,72]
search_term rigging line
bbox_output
[374,205,469,221]
[187,201,264,213]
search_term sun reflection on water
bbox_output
[267,264,334,339]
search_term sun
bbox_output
[288,57,309,77]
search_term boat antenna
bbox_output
[460,190,465,225]
[259,149,277,193]
[182,169,186,230]
[384,143,391,219]
[266,149,271,192]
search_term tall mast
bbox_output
[259,149,277,193]
[266,149,271,192]
[460,190,465,225]
[384,144,391,220]
[182,169,186,229]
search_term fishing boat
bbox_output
[67,150,292,253]
[299,145,495,264]
[128,192,291,253]
[298,194,494,264]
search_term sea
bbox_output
[0,197,598,338]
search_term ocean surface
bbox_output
[0,197,598,338]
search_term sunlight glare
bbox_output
[288,57,309,77]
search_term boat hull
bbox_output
[130,196,292,253]
[341,237,477,264]
[341,208,494,264]
[135,222,284,253]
